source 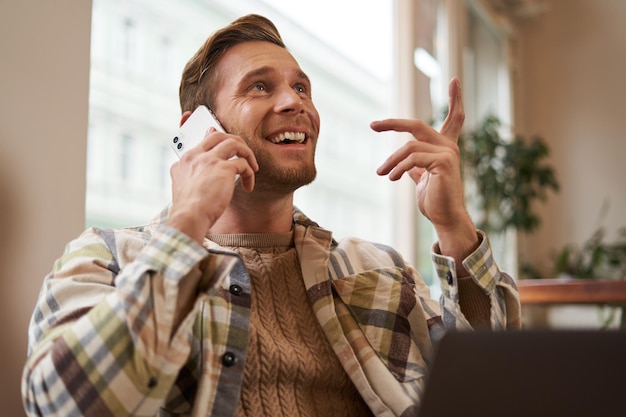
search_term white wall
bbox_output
[514,0,626,275]
[0,1,92,415]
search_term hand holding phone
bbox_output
[170,105,240,182]
[171,105,225,158]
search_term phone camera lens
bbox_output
[177,143,183,150]
[173,136,179,144]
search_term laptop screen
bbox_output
[417,330,626,417]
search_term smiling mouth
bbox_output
[268,131,307,144]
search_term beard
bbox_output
[251,144,317,194]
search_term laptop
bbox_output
[417,330,626,417]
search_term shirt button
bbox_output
[229,284,243,295]
[446,271,454,285]
[222,351,237,367]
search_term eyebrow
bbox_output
[239,66,311,87]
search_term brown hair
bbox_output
[179,14,286,113]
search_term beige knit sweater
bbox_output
[209,232,373,417]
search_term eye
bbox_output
[294,83,310,96]
[253,83,266,92]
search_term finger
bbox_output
[376,140,420,174]
[192,132,259,172]
[232,157,257,192]
[370,118,444,147]
[370,118,429,134]
[376,141,440,177]
[439,77,465,143]
[196,128,232,152]
[382,153,441,181]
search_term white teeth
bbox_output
[269,132,306,144]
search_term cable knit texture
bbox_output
[208,232,373,417]
[457,276,492,328]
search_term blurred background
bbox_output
[2,0,625,415]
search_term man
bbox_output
[22,14,520,417]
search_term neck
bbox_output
[208,189,295,234]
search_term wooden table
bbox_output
[517,278,626,328]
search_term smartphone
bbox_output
[170,105,224,158]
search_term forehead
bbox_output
[215,41,306,85]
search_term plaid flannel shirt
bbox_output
[22,207,520,417]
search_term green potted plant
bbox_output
[550,226,626,328]
[458,115,560,235]
[553,226,626,280]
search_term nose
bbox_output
[274,84,305,114]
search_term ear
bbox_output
[180,111,193,127]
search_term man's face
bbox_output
[212,41,321,194]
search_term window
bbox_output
[465,1,516,274]
[401,0,516,290]
[119,133,134,182]
[121,18,137,72]
[156,36,172,81]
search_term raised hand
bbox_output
[371,78,478,263]
[167,120,259,244]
